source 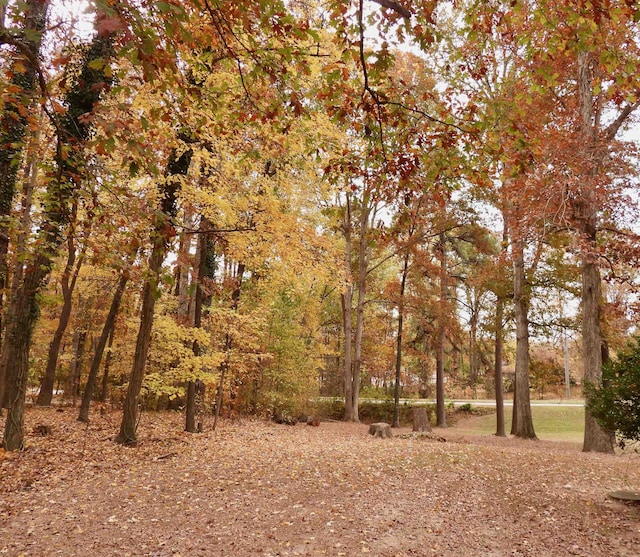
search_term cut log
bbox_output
[368,422,392,438]
[412,407,432,432]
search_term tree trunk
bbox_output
[212,262,244,431]
[412,407,431,432]
[581,247,614,452]
[2,255,53,450]
[115,239,167,445]
[341,195,354,421]
[512,239,536,439]
[0,0,49,410]
[494,296,506,437]
[351,201,371,423]
[68,329,87,407]
[37,206,87,406]
[576,50,615,454]
[392,252,409,428]
[0,0,49,296]
[115,149,192,446]
[78,265,131,422]
[99,326,116,403]
[186,219,209,433]
[436,231,447,428]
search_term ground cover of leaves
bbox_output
[1,408,639,556]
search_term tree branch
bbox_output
[603,97,640,141]
[370,0,412,18]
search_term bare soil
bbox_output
[1,407,639,556]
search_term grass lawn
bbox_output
[451,404,585,443]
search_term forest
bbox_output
[1,0,640,456]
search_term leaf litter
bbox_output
[1,407,639,556]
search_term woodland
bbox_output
[0,0,640,459]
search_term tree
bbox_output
[0,0,49,406]
[115,148,192,446]
[586,337,640,448]
[2,28,114,450]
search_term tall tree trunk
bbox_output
[0,0,49,411]
[435,231,447,428]
[78,263,131,422]
[67,329,87,407]
[341,195,354,421]
[576,50,615,453]
[0,0,48,294]
[494,296,506,437]
[212,262,244,431]
[2,31,113,450]
[186,219,209,433]
[469,293,479,397]
[99,326,116,403]
[37,202,87,406]
[116,149,192,446]
[392,252,409,428]
[512,239,536,439]
[1,260,47,449]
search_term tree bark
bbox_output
[435,231,447,428]
[115,149,192,446]
[392,252,409,428]
[99,326,116,403]
[2,31,113,449]
[341,195,354,421]
[186,218,209,433]
[37,204,87,406]
[512,239,536,439]
[0,0,48,293]
[0,0,49,411]
[351,199,372,423]
[494,296,506,437]
[212,262,244,431]
[576,50,615,453]
[2,252,56,449]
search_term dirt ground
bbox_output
[1,407,639,556]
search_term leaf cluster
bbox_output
[586,337,640,447]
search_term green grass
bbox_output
[451,405,585,444]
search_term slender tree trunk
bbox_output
[99,326,116,403]
[2,32,114,449]
[212,262,244,431]
[436,231,447,428]
[392,252,409,428]
[37,205,87,406]
[78,265,131,422]
[469,294,479,396]
[350,196,374,423]
[186,219,209,433]
[494,296,506,437]
[512,239,536,439]
[341,195,354,421]
[68,329,87,406]
[115,239,167,445]
[116,149,192,446]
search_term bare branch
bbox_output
[603,98,640,141]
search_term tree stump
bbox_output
[368,422,392,438]
[412,407,432,432]
[32,424,52,436]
